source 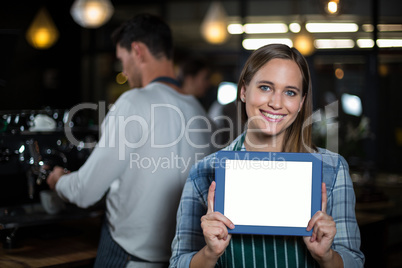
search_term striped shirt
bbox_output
[170,134,364,267]
[216,235,318,268]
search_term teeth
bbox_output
[261,111,284,119]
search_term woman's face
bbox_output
[241,58,305,143]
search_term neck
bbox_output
[142,58,182,92]
[244,131,284,152]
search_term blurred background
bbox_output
[1,0,402,267]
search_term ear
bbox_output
[240,85,247,102]
[131,42,144,61]
[299,95,306,112]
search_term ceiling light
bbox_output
[217,82,237,105]
[357,39,374,48]
[244,23,288,34]
[293,23,315,56]
[327,1,339,14]
[335,68,344,79]
[322,0,341,15]
[70,0,114,28]
[201,1,229,44]
[314,39,355,49]
[228,23,288,34]
[341,93,362,117]
[377,39,402,48]
[116,72,127,85]
[363,24,402,32]
[242,38,293,50]
[378,24,402,31]
[227,24,243,34]
[306,23,358,33]
[26,7,59,49]
[289,23,301,33]
[362,24,374,32]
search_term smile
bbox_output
[260,110,285,121]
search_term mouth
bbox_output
[260,110,286,122]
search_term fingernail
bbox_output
[230,224,235,229]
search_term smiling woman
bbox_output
[170,44,364,268]
[239,58,305,152]
[237,43,314,153]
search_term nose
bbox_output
[268,91,282,110]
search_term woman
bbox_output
[170,44,364,267]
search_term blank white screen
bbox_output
[224,159,312,227]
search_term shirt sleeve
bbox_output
[56,96,145,208]
[327,155,365,267]
[169,170,208,267]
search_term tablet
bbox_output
[214,151,322,236]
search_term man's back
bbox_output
[108,82,214,261]
[56,81,214,262]
[49,13,214,266]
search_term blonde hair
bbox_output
[236,44,315,153]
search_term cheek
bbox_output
[247,90,267,106]
[121,61,129,74]
[284,98,303,113]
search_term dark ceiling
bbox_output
[1,0,402,110]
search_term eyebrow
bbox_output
[256,80,301,92]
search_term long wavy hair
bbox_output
[236,43,315,153]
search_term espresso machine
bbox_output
[0,108,102,247]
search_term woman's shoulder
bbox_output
[316,147,351,188]
[189,151,217,179]
[316,147,348,167]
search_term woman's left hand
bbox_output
[303,183,337,263]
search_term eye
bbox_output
[285,90,297,97]
[260,85,272,92]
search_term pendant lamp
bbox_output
[293,23,315,56]
[26,7,59,50]
[70,0,114,28]
[201,1,229,44]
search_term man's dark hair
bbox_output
[111,13,173,60]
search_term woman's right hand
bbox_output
[200,181,235,258]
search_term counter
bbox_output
[0,216,102,267]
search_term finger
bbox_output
[202,212,235,229]
[207,181,216,214]
[321,182,327,213]
[306,210,325,231]
[46,174,55,190]
[308,215,335,241]
[46,173,52,184]
[226,234,232,242]
[311,222,335,243]
[203,223,229,240]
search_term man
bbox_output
[177,56,211,101]
[47,14,214,267]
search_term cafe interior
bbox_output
[1,0,402,267]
